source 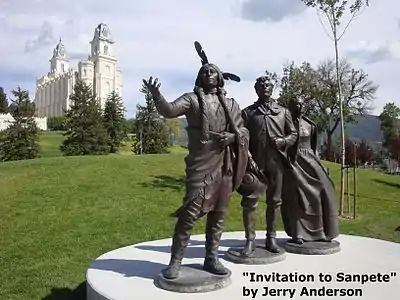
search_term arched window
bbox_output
[61,63,64,72]
[104,45,108,55]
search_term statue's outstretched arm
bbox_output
[153,92,191,119]
[143,77,191,118]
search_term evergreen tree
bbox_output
[132,83,169,154]
[164,117,182,146]
[0,87,40,161]
[103,90,126,153]
[47,116,67,131]
[0,87,8,113]
[60,80,109,156]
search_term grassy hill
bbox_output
[0,132,399,299]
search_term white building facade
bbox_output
[34,23,123,118]
[0,113,47,131]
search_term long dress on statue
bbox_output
[281,116,339,242]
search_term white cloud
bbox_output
[0,0,399,117]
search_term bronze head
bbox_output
[254,76,274,100]
[193,41,240,84]
[195,63,225,90]
[289,93,305,116]
[192,41,240,143]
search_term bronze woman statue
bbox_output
[281,96,339,245]
[143,42,249,279]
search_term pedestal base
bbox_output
[226,245,286,264]
[86,231,400,299]
[155,264,231,293]
[284,239,341,255]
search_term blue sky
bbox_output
[0,0,399,118]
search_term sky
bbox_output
[0,0,399,118]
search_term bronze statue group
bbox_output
[143,41,339,281]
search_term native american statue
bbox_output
[143,41,249,279]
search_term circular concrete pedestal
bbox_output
[226,245,286,264]
[284,239,341,255]
[86,231,400,300]
[155,264,231,293]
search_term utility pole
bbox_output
[353,142,358,219]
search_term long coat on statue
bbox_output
[242,99,298,173]
[153,89,250,216]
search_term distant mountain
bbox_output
[341,114,383,143]
[176,114,384,147]
[330,114,383,150]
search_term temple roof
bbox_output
[51,37,67,59]
[95,23,111,40]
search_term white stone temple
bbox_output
[34,23,123,118]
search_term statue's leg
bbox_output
[265,166,283,253]
[240,197,258,256]
[162,198,203,279]
[203,209,229,275]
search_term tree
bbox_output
[300,0,370,216]
[132,83,169,154]
[357,139,373,164]
[124,118,137,134]
[47,116,67,131]
[344,138,356,166]
[388,137,400,162]
[164,117,182,146]
[279,59,377,161]
[103,91,126,153]
[0,87,40,161]
[379,102,400,161]
[0,87,8,113]
[379,102,400,147]
[60,80,109,156]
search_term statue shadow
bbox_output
[135,237,290,259]
[139,175,185,191]
[89,259,166,279]
[373,178,400,189]
[41,281,86,300]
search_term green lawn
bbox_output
[38,131,66,158]
[0,132,399,299]
[38,131,135,157]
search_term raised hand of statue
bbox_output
[142,76,161,97]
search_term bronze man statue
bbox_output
[143,42,249,279]
[240,75,298,255]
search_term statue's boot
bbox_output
[162,234,184,279]
[265,205,280,253]
[241,208,256,256]
[203,211,229,275]
[162,208,198,279]
[290,237,304,244]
